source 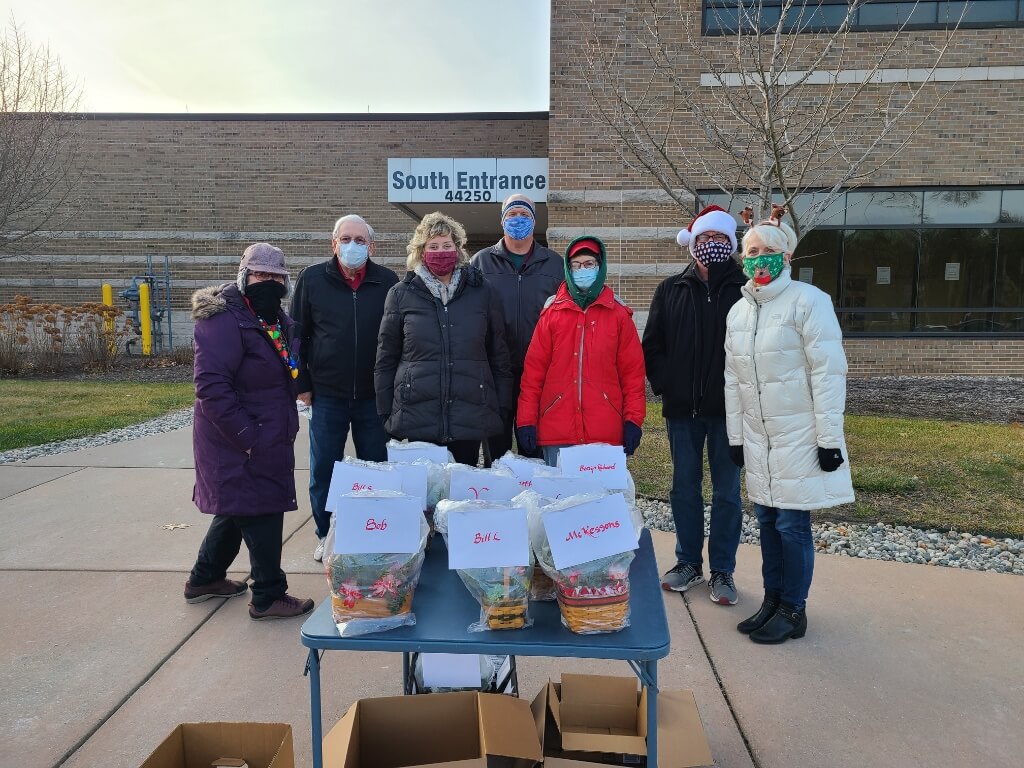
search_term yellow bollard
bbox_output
[101,283,114,333]
[139,282,153,356]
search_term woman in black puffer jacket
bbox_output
[375,211,513,465]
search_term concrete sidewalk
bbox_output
[1,423,1021,768]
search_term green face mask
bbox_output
[742,252,785,286]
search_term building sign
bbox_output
[388,158,548,203]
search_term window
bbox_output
[846,190,922,226]
[994,230,1024,331]
[792,229,840,300]
[922,190,1000,225]
[917,229,997,331]
[841,229,919,332]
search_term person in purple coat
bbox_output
[183,243,314,621]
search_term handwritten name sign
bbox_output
[542,493,638,570]
[447,505,530,570]
[447,466,522,503]
[558,444,629,489]
[326,461,404,513]
[387,440,449,465]
[334,494,423,555]
[529,475,605,501]
[496,455,545,489]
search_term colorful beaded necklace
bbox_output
[257,315,299,379]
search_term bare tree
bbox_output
[576,0,966,237]
[0,16,83,254]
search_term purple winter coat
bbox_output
[191,283,300,516]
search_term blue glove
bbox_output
[516,425,538,454]
[623,421,642,456]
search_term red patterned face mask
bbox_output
[424,250,459,276]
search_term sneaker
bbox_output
[313,537,326,562]
[708,571,738,605]
[183,578,248,604]
[661,563,704,592]
[249,594,315,621]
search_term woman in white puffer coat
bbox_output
[724,206,854,645]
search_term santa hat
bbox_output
[676,205,737,253]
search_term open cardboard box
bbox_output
[322,690,543,768]
[530,674,712,768]
[139,722,294,768]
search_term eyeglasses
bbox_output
[569,260,599,271]
[250,271,286,282]
[695,233,731,244]
[336,236,369,245]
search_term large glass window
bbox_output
[846,190,922,226]
[841,229,919,332]
[923,190,1001,225]
[917,229,998,331]
[792,229,840,300]
[995,229,1024,331]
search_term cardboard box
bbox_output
[140,722,294,768]
[530,675,713,768]
[322,690,543,768]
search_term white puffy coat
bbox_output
[724,268,854,511]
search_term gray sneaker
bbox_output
[708,571,738,605]
[313,537,326,562]
[661,563,704,592]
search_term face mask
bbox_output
[424,250,459,277]
[742,252,786,286]
[338,241,369,269]
[246,279,287,322]
[503,215,534,241]
[571,266,599,290]
[692,239,734,266]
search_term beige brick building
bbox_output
[2,0,1022,374]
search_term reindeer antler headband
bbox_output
[740,204,788,228]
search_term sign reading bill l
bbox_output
[388,158,548,203]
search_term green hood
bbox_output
[563,235,608,309]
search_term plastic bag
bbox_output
[387,439,453,466]
[296,400,312,420]
[528,491,638,634]
[434,499,533,631]
[513,490,558,602]
[493,451,547,493]
[412,653,501,693]
[324,490,429,637]
[553,444,642,529]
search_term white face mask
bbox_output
[338,241,369,269]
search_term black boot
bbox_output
[749,601,806,644]
[736,590,781,634]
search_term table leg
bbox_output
[307,649,323,768]
[403,651,412,694]
[647,660,658,768]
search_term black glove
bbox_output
[623,421,642,456]
[379,413,390,427]
[729,445,745,468]
[818,447,845,472]
[515,425,538,454]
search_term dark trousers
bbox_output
[190,513,287,611]
[486,372,542,465]
[309,395,388,538]
[448,439,482,467]
[754,504,815,611]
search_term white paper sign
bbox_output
[387,441,449,465]
[420,653,482,689]
[333,494,423,554]
[391,462,429,511]
[447,506,530,569]
[530,475,605,500]
[558,445,630,490]
[876,266,891,285]
[497,455,543,490]
[542,493,638,570]
[447,466,523,502]
[798,267,813,283]
[326,461,404,513]
[945,262,961,281]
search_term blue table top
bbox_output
[301,528,671,660]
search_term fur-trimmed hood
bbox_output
[191,283,235,321]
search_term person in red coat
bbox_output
[515,236,646,466]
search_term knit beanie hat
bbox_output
[501,194,536,220]
[676,205,738,255]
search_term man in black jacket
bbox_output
[470,194,564,462]
[290,214,399,562]
[643,205,746,605]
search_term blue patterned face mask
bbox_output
[503,215,534,241]
[571,266,599,289]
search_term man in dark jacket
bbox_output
[643,205,746,605]
[289,214,399,562]
[470,194,563,462]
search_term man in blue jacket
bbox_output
[290,214,399,561]
[471,194,564,462]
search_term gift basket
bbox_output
[324,490,429,637]
[528,491,640,634]
[513,489,558,602]
[434,499,533,631]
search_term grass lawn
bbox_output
[630,402,1024,538]
[0,380,194,451]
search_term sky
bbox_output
[1,0,551,113]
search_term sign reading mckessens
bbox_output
[388,158,549,203]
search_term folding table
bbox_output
[301,528,671,768]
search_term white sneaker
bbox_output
[313,537,326,562]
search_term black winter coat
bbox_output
[375,266,514,444]
[642,259,746,419]
[289,257,399,400]
[470,240,565,371]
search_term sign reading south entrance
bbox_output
[388,158,548,203]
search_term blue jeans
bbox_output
[666,416,742,574]
[309,395,387,538]
[542,445,570,468]
[754,504,814,611]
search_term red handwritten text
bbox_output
[564,520,621,542]
[578,463,617,474]
[473,531,502,544]
[352,482,374,491]
[365,518,388,531]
